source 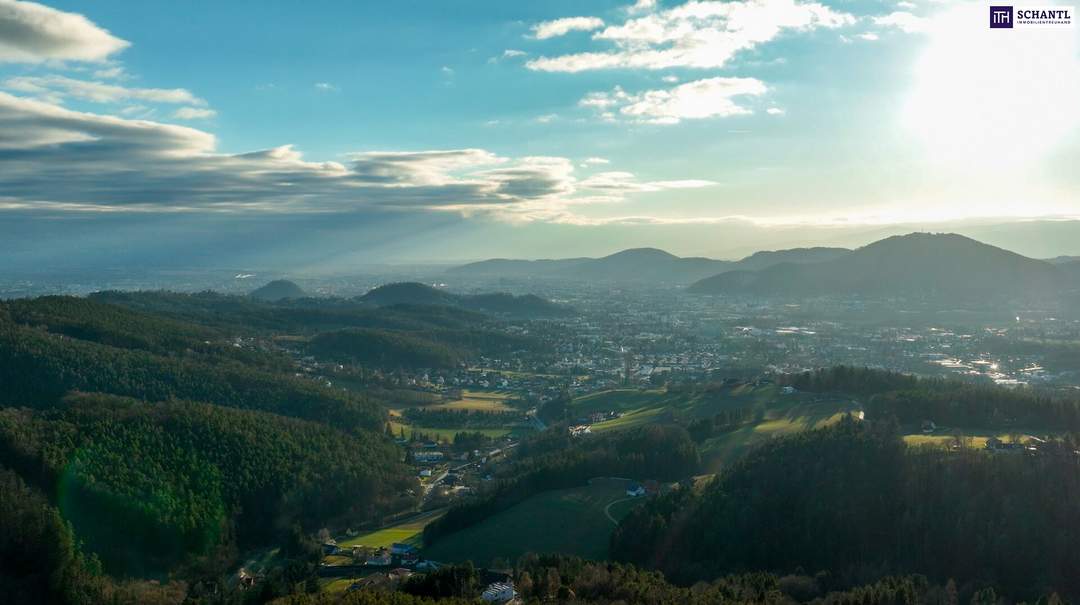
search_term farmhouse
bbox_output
[626,483,646,497]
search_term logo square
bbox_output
[991,6,1014,28]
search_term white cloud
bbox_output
[0,91,712,220]
[627,0,658,15]
[3,75,205,105]
[535,113,558,123]
[857,32,880,41]
[527,0,854,72]
[766,107,785,115]
[580,171,716,193]
[93,65,127,80]
[314,82,337,91]
[581,77,768,124]
[531,16,605,40]
[173,107,216,120]
[896,1,917,9]
[874,11,931,33]
[582,157,610,165]
[503,49,526,58]
[0,0,129,63]
[661,75,679,83]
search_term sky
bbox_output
[0,0,1078,268]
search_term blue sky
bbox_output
[0,0,1078,264]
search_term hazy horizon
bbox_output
[1,0,1078,273]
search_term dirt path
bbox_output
[604,497,635,525]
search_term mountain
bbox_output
[249,279,306,301]
[1046,256,1080,265]
[688,233,1066,301]
[448,248,725,283]
[449,247,855,284]
[358,282,570,317]
[728,247,850,271]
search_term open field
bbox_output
[699,402,854,472]
[422,478,643,566]
[430,390,516,412]
[902,431,1048,448]
[573,385,859,472]
[388,419,514,442]
[577,384,845,432]
[338,509,445,550]
[386,390,523,442]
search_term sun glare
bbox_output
[902,3,1080,173]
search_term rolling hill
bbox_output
[358,282,570,317]
[689,233,1067,301]
[449,246,851,284]
[249,279,307,301]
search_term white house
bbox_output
[626,483,646,497]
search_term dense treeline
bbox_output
[264,553,1051,605]
[89,290,548,362]
[611,418,1080,600]
[0,317,386,432]
[307,328,461,368]
[424,425,699,545]
[686,407,757,442]
[783,366,1080,430]
[0,466,192,605]
[0,394,415,575]
[402,408,519,429]
[2,295,293,370]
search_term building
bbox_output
[626,483,646,497]
[481,582,517,603]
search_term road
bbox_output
[604,497,636,525]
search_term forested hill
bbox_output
[0,393,414,576]
[611,418,1080,600]
[689,233,1069,302]
[0,305,387,431]
[448,246,849,284]
[0,294,421,593]
[358,282,571,318]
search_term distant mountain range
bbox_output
[449,246,850,284]
[358,282,570,318]
[688,233,1072,301]
[249,279,307,301]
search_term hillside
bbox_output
[450,248,728,284]
[0,393,412,576]
[728,246,850,271]
[611,419,1080,599]
[689,233,1067,301]
[250,279,307,301]
[359,282,570,317]
[449,246,854,284]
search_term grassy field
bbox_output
[699,402,853,472]
[338,509,445,550]
[422,479,643,567]
[577,384,832,432]
[902,431,1046,448]
[387,390,522,442]
[573,385,859,472]
[388,419,513,442]
[430,390,516,412]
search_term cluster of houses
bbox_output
[322,539,424,568]
[985,436,1042,453]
